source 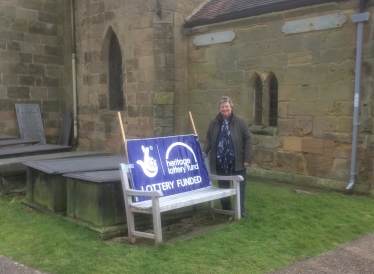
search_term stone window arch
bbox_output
[108,32,124,111]
[249,71,278,136]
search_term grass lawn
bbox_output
[1,182,374,274]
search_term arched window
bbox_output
[254,75,263,126]
[108,33,124,111]
[268,75,278,127]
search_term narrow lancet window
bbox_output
[254,75,263,126]
[269,76,278,127]
[108,33,124,110]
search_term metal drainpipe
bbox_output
[346,0,370,190]
[70,0,78,142]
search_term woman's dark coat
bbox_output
[202,112,252,174]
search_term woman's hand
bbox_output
[244,162,251,168]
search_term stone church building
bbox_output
[1,0,374,195]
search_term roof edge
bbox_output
[184,0,340,28]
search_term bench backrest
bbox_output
[127,134,211,202]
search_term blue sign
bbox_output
[127,135,211,202]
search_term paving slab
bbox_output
[270,233,374,274]
[0,255,48,274]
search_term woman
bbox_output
[202,96,252,218]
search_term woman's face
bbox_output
[219,101,232,119]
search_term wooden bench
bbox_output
[119,158,243,244]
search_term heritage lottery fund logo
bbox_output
[136,141,202,192]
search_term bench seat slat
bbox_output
[130,187,236,213]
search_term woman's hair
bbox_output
[218,96,234,108]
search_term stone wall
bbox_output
[0,0,72,143]
[186,1,374,193]
[75,0,205,153]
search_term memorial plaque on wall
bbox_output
[15,104,46,144]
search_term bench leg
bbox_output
[208,200,214,211]
[233,181,241,220]
[152,197,162,244]
[126,211,136,243]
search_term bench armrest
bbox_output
[209,174,244,181]
[126,189,163,197]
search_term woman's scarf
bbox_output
[216,118,235,173]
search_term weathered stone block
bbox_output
[44,45,58,56]
[259,136,282,149]
[30,87,48,100]
[9,62,28,74]
[19,75,35,86]
[302,138,324,154]
[253,148,273,165]
[154,117,173,127]
[293,86,319,101]
[154,92,173,105]
[331,158,350,181]
[283,65,314,86]
[276,119,293,136]
[140,105,153,117]
[22,42,43,54]
[125,59,139,71]
[154,38,174,54]
[293,116,312,136]
[16,7,37,21]
[33,54,59,65]
[162,105,174,118]
[0,100,15,111]
[38,12,58,24]
[306,154,333,178]
[127,105,140,117]
[283,136,303,152]
[153,9,173,24]
[320,47,355,63]
[29,22,57,36]
[274,151,307,174]
[40,35,58,46]
[42,76,59,87]
[261,54,288,68]
[326,101,352,116]
[23,0,43,10]
[153,24,174,39]
[223,71,244,86]
[188,48,205,63]
[328,62,355,83]
[138,55,154,70]
[42,1,58,13]
[42,100,59,112]
[84,74,101,86]
[135,92,152,105]
[7,86,30,99]
[318,82,353,101]
[135,41,153,58]
[288,101,330,116]
[3,74,19,86]
[337,116,353,132]
[19,53,32,63]
[313,116,337,137]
